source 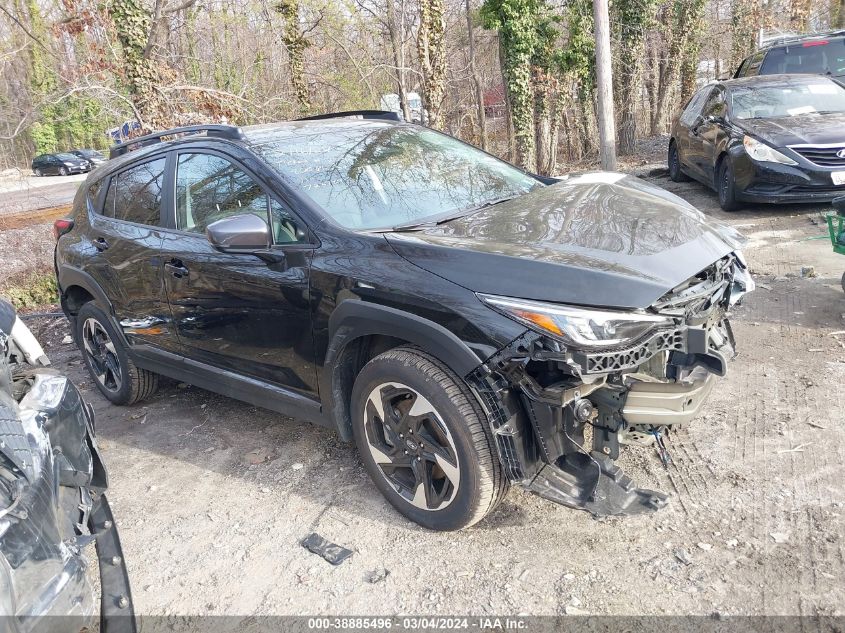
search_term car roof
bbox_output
[718,73,839,90]
[759,30,845,51]
[89,116,406,181]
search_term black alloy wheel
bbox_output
[362,382,461,511]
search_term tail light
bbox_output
[53,218,74,240]
[803,40,829,47]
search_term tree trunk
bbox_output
[276,0,310,114]
[837,0,845,28]
[731,0,758,70]
[110,0,173,131]
[790,0,812,31]
[386,0,411,122]
[465,0,487,150]
[417,0,447,129]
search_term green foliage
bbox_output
[480,0,543,168]
[559,0,594,88]
[2,274,59,310]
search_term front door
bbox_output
[84,155,175,351]
[159,150,319,397]
[694,87,728,181]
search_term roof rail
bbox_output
[109,124,246,159]
[296,110,402,122]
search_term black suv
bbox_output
[734,31,845,79]
[55,115,754,530]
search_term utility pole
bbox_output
[593,0,617,171]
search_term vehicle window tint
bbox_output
[735,57,750,77]
[760,40,845,76]
[269,198,305,244]
[87,180,101,208]
[253,126,543,231]
[102,177,117,218]
[680,87,711,125]
[176,153,270,235]
[701,88,726,118]
[746,50,766,76]
[107,158,166,225]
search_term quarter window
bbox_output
[101,158,166,225]
[176,153,304,243]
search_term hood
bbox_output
[384,173,737,309]
[738,112,845,146]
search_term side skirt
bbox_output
[129,345,331,428]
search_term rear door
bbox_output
[83,154,177,351]
[159,149,319,397]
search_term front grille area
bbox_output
[575,328,686,374]
[790,145,845,167]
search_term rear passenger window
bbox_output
[101,158,166,225]
[87,180,101,207]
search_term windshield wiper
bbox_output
[387,195,519,232]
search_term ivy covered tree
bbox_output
[276,0,311,114]
[480,0,540,170]
[418,0,447,129]
[110,0,174,131]
[613,0,658,155]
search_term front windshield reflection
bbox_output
[253,124,543,230]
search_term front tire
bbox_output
[76,302,158,405]
[717,157,741,212]
[668,141,690,182]
[59,166,68,176]
[351,346,508,530]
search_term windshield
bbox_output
[76,149,103,158]
[55,153,78,161]
[253,124,543,230]
[731,80,845,119]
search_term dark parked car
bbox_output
[734,31,845,80]
[55,116,753,530]
[71,148,108,167]
[31,152,91,176]
[669,74,845,211]
[0,299,134,631]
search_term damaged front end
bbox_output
[468,252,754,517]
[0,301,135,632]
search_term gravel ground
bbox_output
[6,150,845,626]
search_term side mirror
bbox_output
[833,196,845,217]
[206,214,271,252]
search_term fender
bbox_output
[57,265,115,315]
[56,265,130,347]
[322,299,485,439]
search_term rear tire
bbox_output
[34,168,42,177]
[717,157,741,212]
[76,302,158,405]
[351,346,508,530]
[668,141,690,182]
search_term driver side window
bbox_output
[176,153,305,244]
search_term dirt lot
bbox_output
[6,154,845,623]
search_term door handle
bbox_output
[165,258,189,279]
[93,237,109,251]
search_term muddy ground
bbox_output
[4,149,845,623]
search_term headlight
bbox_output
[478,294,673,349]
[742,136,798,165]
